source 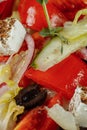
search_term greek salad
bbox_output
[0,0,87,130]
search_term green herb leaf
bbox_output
[37,0,68,54]
[40,27,63,37]
[40,28,51,37]
[51,27,63,34]
[61,43,63,54]
[40,27,68,54]
[58,35,68,45]
[40,27,68,44]
[37,0,48,5]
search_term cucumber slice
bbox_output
[32,36,87,71]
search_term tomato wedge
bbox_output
[25,54,87,99]
[18,0,67,31]
[0,0,15,19]
[14,106,59,130]
[14,92,63,130]
[0,56,9,62]
[49,0,87,20]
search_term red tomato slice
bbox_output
[0,0,15,19]
[0,1,7,16]
[0,56,9,62]
[25,54,87,99]
[18,74,32,88]
[19,41,28,52]
[18,0,67,31]
[49,0,87,20]
[32,32,47,50]
[47,93,63,108]
[14,90,63,130]
[14,106,59,130]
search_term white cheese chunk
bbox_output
[69,87,87,127]
[47,104,79,130]
[0,18,26,55]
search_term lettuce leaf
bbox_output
[0,64,11,84]
[0,100,24,130]
[60,9,87,41]
[0,80,24,130]
[0,80,22,103]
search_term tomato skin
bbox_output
[49,0,87,20]
[18,75,32,87]
[32,32,45,49]
[0,1,7,16]
[49,0,86,11]
[47,93,63,108]
[0,55,9,63]
[14,106,59,130]
[0,56,9,62]
[19,41,28,52]
[25,54,87,99]
[18,0,67,31]
[14,92,63,130]
[39,93,62,130]
[0,0,15,19]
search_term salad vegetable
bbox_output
[0,100,24,130]
[14,92,62,130]
[0,80,24,130]
[0,0,15,19]
[32,9,87,71]
[47,104,78,130]
[18,0,67,31]
[26,54,87,99]
[0,0,87,130]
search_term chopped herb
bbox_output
[40,27,68,45]
[40,27,63,37]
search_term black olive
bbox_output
[82,59,87,64]
[15,83,47,109]
[15,84,40,105]
[80,127,87,130]
[22,89,47,109]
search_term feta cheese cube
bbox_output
[47,104,79,130]
[0,18,26,55]
[69,87,87,127]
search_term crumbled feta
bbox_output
[0,18,26,55]
[47,104,79,130]
[69,86,87,127]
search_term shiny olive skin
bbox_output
[15,83,47,109]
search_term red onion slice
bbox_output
[8,34,35,83]
[25,34,35,64]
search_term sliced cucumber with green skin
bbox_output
[32,37,62,70]
[32,35,87,71]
